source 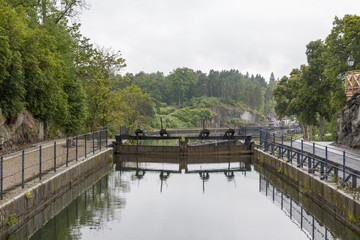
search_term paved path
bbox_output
[280,140,360,172]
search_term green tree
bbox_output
[83,48,127,131]
[165,67,197,108]
[120,85,154,133]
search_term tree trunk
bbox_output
[319,114,325,141]
[42,0,47,24]
[308,125,312,141]
[178,98,181,108]
[302,124,307,140]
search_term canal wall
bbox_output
[254,148,360,234]
[255,164,360,239]
[114,143,252,156]
[0,148,113,240]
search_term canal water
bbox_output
[28,154,360,240]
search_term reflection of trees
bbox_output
[30,171,132,240]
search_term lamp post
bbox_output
[348,54,354,70]
[345,54,358,100]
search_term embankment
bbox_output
[0,149,113,239]
[254,148,360,234]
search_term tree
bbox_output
[264,72,277,115]
[0,1,26,119]
[119,85,154,133]
[165,68,197,108]
[305,40,332,141]
[83,48,127,131]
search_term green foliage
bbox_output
[0,1,86,134]
[7,213,18,226]
[130,69,275,114]
[25,191,32,199]
[83,48,127,131]
[119,85,154,133]
[273,14,360,140]
[173,107,213,127]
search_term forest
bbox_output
[0,0,277,136]
[272,15,360,141]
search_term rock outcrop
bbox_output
[0,110,45,150]
[337,91,360,148]
[209,104,265,127]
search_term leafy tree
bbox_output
[0,1,26,118]
[83,48,127,131]
[165,67,197,108]
[119,85,154,133]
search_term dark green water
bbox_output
[28,155,360,240]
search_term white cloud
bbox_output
[80,0,360,80]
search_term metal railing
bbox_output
[258,130,360,190]
[260,175,337,240]
[0,128,108,200]
[238,125,301,138]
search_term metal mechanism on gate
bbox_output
[159,117,169,137]
[115,119,253,149]
[199,119,210,139]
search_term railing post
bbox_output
[352,171,357,188]
[1,156,3,200]
[76,136,78,161]
[99,130,102,151]
[272,133,275,154]
[301,140,303,167]
[313,143,315,170]
[265,131,268,151]
[334,164,338,179]
[22,150,25,188]
[259,130,262,149]
[290,137,293,162]
[320,161,324,176]
[92,132,95,154]
[54,142,56,172]
[85,134,87,158]
[39,146,42,180]
[66,139,69,167]
[325,146,328,178]
[343,151,346,181]
[106,129,108,148]
[281,135,284,158]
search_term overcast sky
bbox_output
[79,0,360,81]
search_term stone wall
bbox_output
[337,91,360,148]
[209,104,264,127]
[0,149,113,239]
[254,149,360,234]
[0,110,45,150]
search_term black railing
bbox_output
[0,128,108,200]
[258,130,360,189]
[260,175,337,240]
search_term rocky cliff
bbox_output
[337,91,360,148]
[209,103,265,127]
[0,109,45,150]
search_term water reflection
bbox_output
[26,155,360,240]
[260,175,337,240]
[114,154,251,193]
[258,172,360,240]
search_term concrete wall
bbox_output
[0,149,113,239]
[254,148,360,234]
[114,144,251,156]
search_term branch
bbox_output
[54,0,77,24]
